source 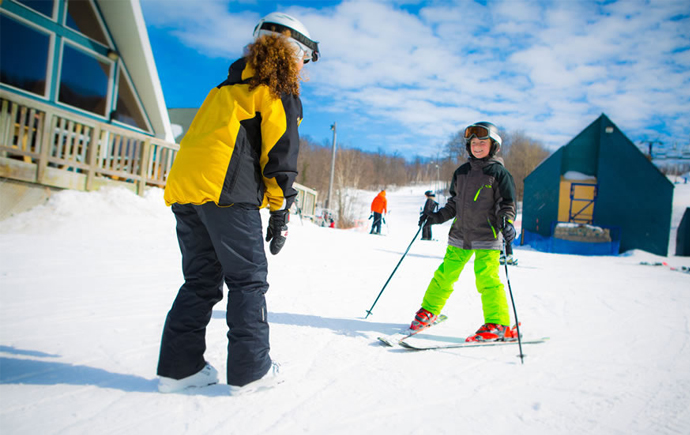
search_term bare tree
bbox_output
[294,132,548,226]
[501,131,551,200]
[446,131,465,165]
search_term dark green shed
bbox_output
[677,208,690,256]
[522,114,674,256]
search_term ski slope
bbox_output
[1,181,689,435]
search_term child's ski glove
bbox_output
[500,216,516,244]
[266,209,289,255]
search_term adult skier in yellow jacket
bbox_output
[157,13,320,393]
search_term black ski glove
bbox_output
[266,209,289,255]
[500,216,516,245]
[419,211,441,226]
[418,212,427,227]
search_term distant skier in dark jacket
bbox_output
[420,191,438,240]
[413,122,517,342]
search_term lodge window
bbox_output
[14,0,56,19]
[58,42,111,116]
[0,13,51,97]
[113,69,151,131]
[2,0,153,135]
[65,0,109,46]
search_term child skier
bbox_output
[415,122,517,342]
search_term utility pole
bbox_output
[435,164,439,196]
[641,140,663,159]
[326,122,337,210]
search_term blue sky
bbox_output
[140,0,690,160]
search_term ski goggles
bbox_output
[257,22,320,63]
[289,41,314,64]
[464,125,491,141]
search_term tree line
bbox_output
[295,129,551,227]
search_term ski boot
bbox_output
[500,254,518,266]
[409,307,438,331]
[465,323,511,342]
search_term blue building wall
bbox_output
[522,147,563,237]
[594,116,673,255]
[562,120,599,176]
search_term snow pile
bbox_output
[563,171,596,180]
[1,183,689,434]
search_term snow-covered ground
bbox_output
[1,181,689,435]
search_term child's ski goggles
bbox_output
[464,125,491,140]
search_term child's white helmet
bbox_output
[253,12,320,63]
[464,121,502,157]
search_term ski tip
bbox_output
[398,341,424,351]
[377,336,400,347]
[377,337,392,347]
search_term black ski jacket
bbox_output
[435,156,516,250]
[423,198,439,215]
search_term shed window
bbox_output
[0,14,50,96]
[14,0,56,18]
[113,69,150,131]
[59,43,111,116]
[65,0,108,46]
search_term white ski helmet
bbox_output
[464,121,502,157]
[253,12,320,63]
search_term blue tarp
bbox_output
[521,223,621,256]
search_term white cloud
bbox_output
[143,0,690,158]
[141,0,257,58]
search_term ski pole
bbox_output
[503,240,525,364]
[365,224,424,318]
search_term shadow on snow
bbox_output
[211,311,408,339]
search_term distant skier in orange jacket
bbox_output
[370,190,387,235]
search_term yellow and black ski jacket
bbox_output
[164,58,302,211]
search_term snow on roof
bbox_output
[563,171,596,180]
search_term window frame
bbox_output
[0,0,154,136]
[13,0,57,21]
[62,0,113,50]
[0,9,55,99]
[56,38,115,119]
[112,64,154,133]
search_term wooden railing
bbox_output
[0,90,179,196]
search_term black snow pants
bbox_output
[370,212,382,234]
[157,202,272,387]
[422,224,432,240]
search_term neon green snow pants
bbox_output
[421,245,510,326]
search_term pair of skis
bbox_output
[377,316,548,351]
[640,261,690,274]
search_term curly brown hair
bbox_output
[246,32,301,99]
